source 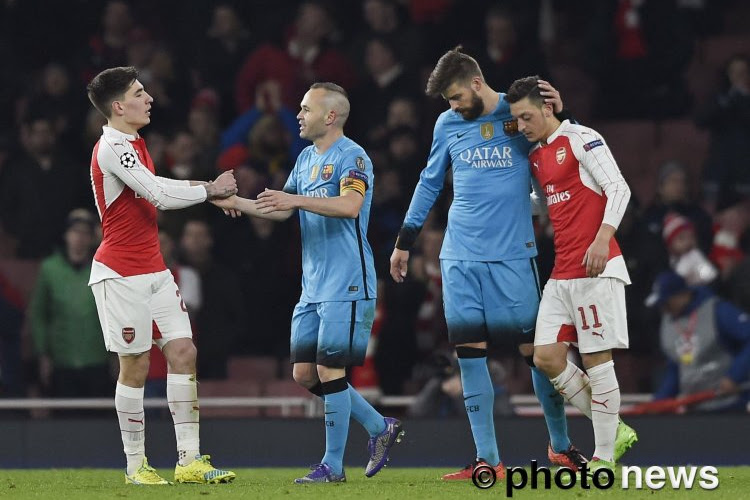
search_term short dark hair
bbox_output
[309,81,348,99]
[505,75,544,105]
[425,46,484,97]
[87,66,139,118]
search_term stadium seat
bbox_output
[227,356,279,382]
[198,380,262,418]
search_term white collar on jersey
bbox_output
[543,119,571,145]
[102,125,138,142]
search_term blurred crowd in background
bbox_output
[1,0,749,412]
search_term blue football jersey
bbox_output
[284,136,377,302]
[402,95,537,261]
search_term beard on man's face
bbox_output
[457,92,484,120]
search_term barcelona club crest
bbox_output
[321,164,334,181]
[480,122,494,140]
[309,164,320,181]
[503,119,518,136]
[122,327,135,344]
[556,147,567,164]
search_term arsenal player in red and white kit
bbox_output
[86,66,237,485]
[507,76,637,472]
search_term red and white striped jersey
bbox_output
[529,120,631,282]
[89,126,207,284]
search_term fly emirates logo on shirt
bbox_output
[459,146,514,169]
[545,183,571,206]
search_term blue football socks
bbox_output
[531,366,570,453]
[457,356,500,466]
[321,378,351,475]
[348,384,386,437]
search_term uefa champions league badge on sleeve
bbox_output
[120,151,137,169]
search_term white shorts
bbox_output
[91,269,193,355]
[535,277,629,354]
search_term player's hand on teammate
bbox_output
[389,248,410,283]
[256,188,296,213]
[206,170,238,200]
[582,238,609,277]
[537,79,562,114]
[210,195,242,218]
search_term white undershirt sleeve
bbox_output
[100,142,208,209]
[571,131,631,229]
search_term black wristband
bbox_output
[395,225,421,251]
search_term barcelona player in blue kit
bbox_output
[389,48,585,479]
[213,83,403,483]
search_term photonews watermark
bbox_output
[471,460,720,496]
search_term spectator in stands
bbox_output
[218,113,295,193]
[351,37,418,145]
[385,125,424,191]
[187,93,222,169]
[23,63,87,157]
[0,113,89,258]
[584,0,693,119]
[140,46,192,132]
[221,80,309,161]
[386,97,421,133]
[696,54,750,210]
[647,270,750,412]
[179,219,246,379]
[663,212,718,287]
[234,1,356,113]
[80,1,133,82]
[640,161,714,257]
[215,214,299,359]
[29,209,112,398]
[709,201,748,282]
[193,4,255,126]
[350,0,423,73]
[408,351,513,418]
[468,5,550,94]
[410,228,448,357]
[375,272,425,395]
[369,168,407,276]
[163,130,215,182]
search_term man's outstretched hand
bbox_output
[205,170,238,200]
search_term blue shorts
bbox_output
[441,258,541,345]
[289,299,376,368]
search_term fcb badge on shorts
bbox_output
[309,164,320,181]
[356,156,365,171]
[122,327,135,344]
[556,147,567,164]
[503,119,519,136]
[321,164,334,181]
[480,122,494,140]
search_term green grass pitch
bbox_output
[2,467,749,499]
